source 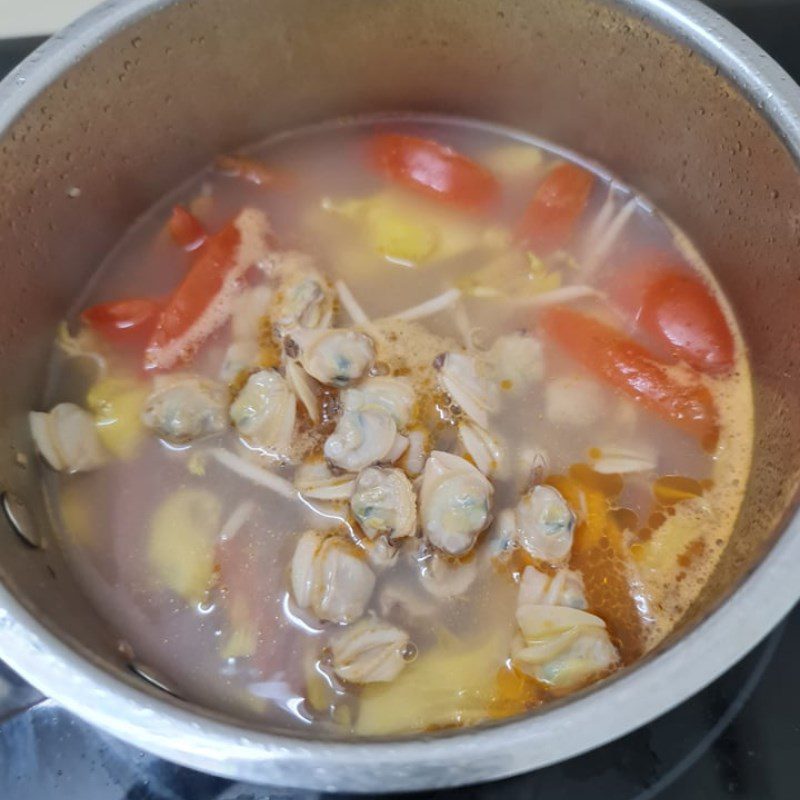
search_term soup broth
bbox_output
[36,116,752,736]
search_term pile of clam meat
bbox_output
[30,224,619,695]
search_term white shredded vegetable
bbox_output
[583,198,638,274]
[219,500,256,542]
[509,285,601,308]
[210,448,297,500]
[390,288,461,322]
[335,279,385,342]
[582,186,618,249]
[452,300,474,351]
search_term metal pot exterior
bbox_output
[0,0,798,791]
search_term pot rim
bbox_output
[1,0,799,791]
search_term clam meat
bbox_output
[350,466,417,542]
[341,376,416,428]
[419,451,493,556]
[142,374,228,445]
[294,328,375,388]
[229,369,296,459]
[330,617,410,684]
[30,403,106,473]
[511,484,576,565]
[290,530,376,624]
[272,254,334,333]
[435,351,498,429]
[324,408,397,472]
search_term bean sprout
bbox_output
[509,285,601,307]
[210,448,297,500]
[219,500,256,542]
[390,288,461,322]
[582,198,638,274]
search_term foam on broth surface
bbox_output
[39,115,753,735]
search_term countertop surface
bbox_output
[0,0,100,37]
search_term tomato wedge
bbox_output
[517,162,594,254]
[81,298,161,345]
[615,254,734,375]
[145,220,242,370]
[370,133,499,211]
[541,306,719,448]
[168,205,207,251]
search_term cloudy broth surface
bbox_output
[40,116,753,736]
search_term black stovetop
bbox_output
[2,3,800,798]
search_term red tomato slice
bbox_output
[168,205,207,251]
[370,133,499,211]
[81,298,161,344]
[517,162,594,254]
[637,266,734,376]
[144,220,241,370]
[541,306,719,448]
[610,251,735,375]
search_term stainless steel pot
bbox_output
[0,0,799,791]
